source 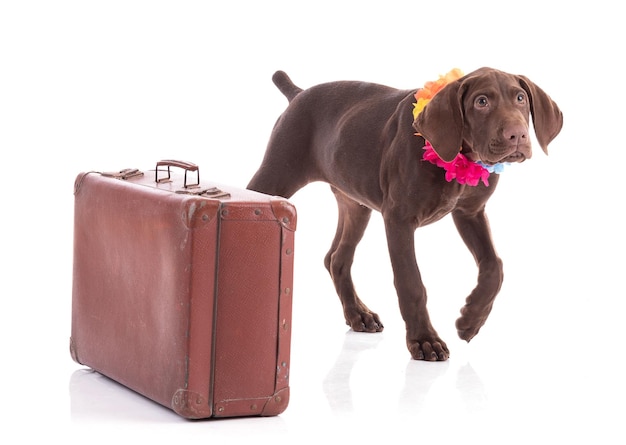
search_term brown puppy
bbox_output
[248,67,563,361]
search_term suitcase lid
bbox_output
[75,160,296,231]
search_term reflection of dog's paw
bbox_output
[407,336,449,361]
[344,307,383,333]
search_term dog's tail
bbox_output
[272,71,303,102]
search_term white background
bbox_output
[1,1,624,443]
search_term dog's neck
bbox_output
[422,140,494,186]
[413,69,505,187]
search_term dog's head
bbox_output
[413,67,563,164]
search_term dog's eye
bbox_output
[475,96,489,108]
[516,93,526,103]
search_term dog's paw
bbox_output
[456,305,489,342]
[344,308,384,333]
[407,337,449,361]
[456,322,482,342]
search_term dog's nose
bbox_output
[504,124,528,146]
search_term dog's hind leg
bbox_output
[325,187,383,332]
[247,116,314,198]
[247,166,304,199]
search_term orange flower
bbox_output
[413,68,464,120]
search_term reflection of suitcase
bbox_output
[70,160,296,419]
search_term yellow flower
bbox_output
[413,68,464,120]
[413,97,429,120]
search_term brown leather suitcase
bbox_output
[70,160,296,419]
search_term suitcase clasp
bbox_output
[175,186,231,199]
[101,168,145,180]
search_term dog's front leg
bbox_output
[452,209,504,342]
[384,218,449,361]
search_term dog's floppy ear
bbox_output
[518,76,563,155]
[412,79,465,162]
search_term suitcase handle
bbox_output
[155,160,200,188]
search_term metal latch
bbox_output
[101,168,144,180]
[175,186,231,199]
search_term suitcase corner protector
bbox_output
[261,386,290,416]
[270,198,297,231]
[73,171,92,195]
[171,389,212,419]
[69,336,81,364]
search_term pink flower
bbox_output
[422,141,490,187]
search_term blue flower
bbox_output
[476,162,508,174]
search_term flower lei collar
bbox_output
[413,69,505,187]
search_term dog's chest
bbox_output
[413,198,458,226]
[410,184,484,227]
